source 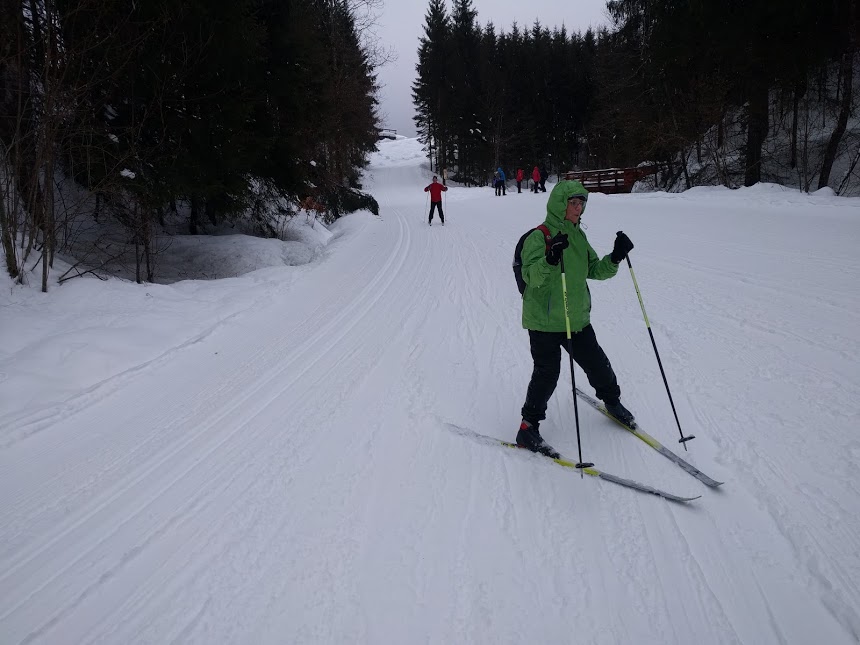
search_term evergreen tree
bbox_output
[412,0,452,177]
[449,0,482,183]
[1,0,382,285]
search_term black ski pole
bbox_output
[560,254,593,474]
[619,232,695,448]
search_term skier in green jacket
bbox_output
[517,180,635,458]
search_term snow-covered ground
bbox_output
[2,138,859,644]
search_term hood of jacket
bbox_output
[545,180,589,229]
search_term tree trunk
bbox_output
[189,196,200,234]
[440,131,447,185]
[744,83,770,187]
[837,143,860,194]
[133,204,143,284]
[205,196,218,226]
[818,52,854,189]
[664,156,675,190]
[0,186,18,279]
[27,0,45,70]
[135,233,141,284]
[428,133,434,172]
[790,79,804,170]
[680,149,691,189]
[143,209,153,282]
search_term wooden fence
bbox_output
[561,165,659,194]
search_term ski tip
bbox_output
[661,492,702,502]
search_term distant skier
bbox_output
[516,168,524,193]
[539,166,548,192]
[495,167,507,196]
[424,175,448,225]
[515,180,636,458]
[532,166,541,193]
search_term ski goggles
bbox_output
[567,195,587,204]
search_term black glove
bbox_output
[545,233,569,266]
[611,231,634,264]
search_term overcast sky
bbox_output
[373,0,612,137]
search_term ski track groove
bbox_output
[107,248,412,642]
[660,505,745,645]
[4,154,860,644]
[0,212,410,590]
[2,203,422,643]
[5,218,401,500]
[729,448,860,640]
[89,363,369,643]
[0,307,250,446]
[3,254,368,554]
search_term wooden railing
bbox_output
[561,165,658,194]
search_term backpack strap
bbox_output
[535,224,552,248]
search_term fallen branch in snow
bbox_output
[58,266,109,284]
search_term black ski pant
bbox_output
[516,181,522,193]
[521,325,621,427]
[428,201,444,223]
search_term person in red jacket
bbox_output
[424,175,448,226]
[516,168,524,193]
[532,166,541,193]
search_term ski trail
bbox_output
[2,141,859,644]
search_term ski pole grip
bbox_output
[617,231,632,265]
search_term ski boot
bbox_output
[516,421,560,459]
[605,401,636,428]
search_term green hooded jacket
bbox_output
[521,180,618,332]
